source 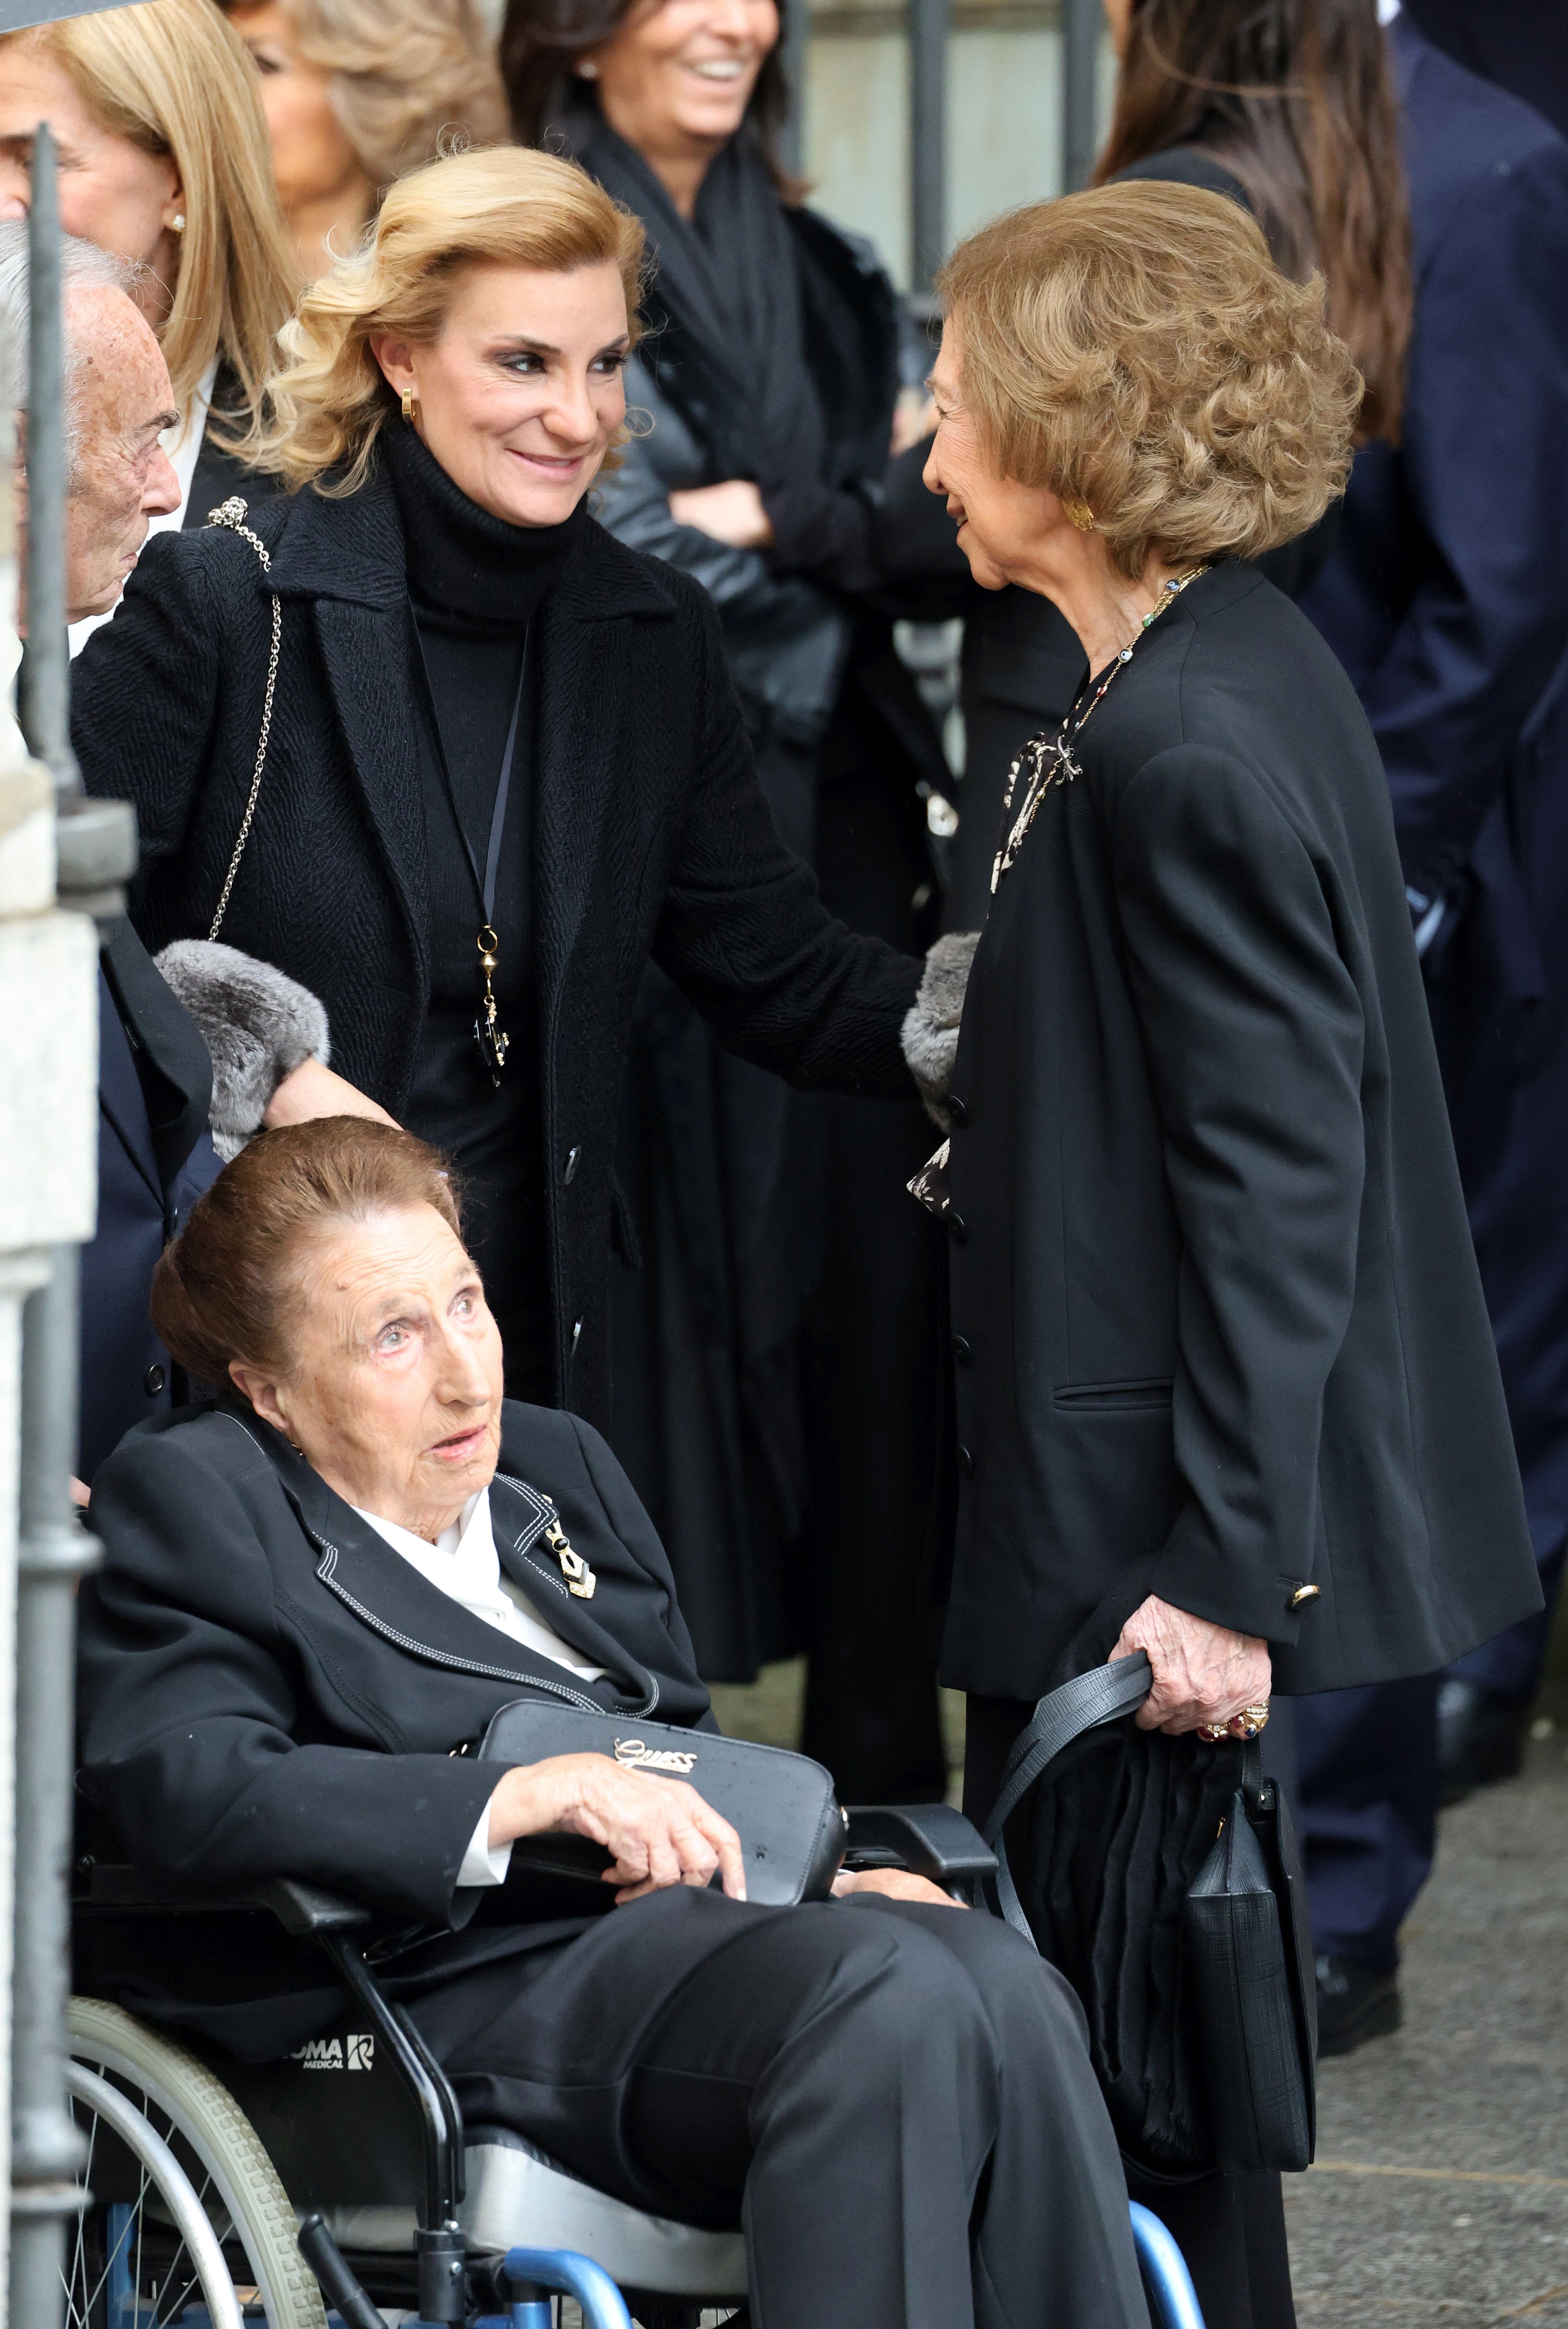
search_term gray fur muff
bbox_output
[156,939,330,1161]
[900,930,980,1130]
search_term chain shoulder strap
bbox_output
[203,496,283,942]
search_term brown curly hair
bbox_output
[936,179,1361,583]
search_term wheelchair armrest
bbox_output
[251,1878,374,1937]
[72,1862,372,1935]
[841,1804,997,1884]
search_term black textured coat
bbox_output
[941,562,1540,1699]
[70,468,920,1425]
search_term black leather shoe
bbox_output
[1315,1955,1401,2058]
[1436,1678,1528,1808]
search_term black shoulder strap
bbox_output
[980,1652,1152,1945]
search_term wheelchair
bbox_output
[68,1806,1206,2329]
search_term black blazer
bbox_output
[69,467,919,1425]
[79,1398,713,1929]
[941,562,1539,1699]
[81,920,221,1481]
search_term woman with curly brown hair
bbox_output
[909,179,1538,2329]
[225,0,508,280]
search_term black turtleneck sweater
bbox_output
[381,422,584,1397]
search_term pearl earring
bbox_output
[171,213,186,233]
[577,58,599,77]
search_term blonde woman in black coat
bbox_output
[905,181,1541,2328]
[72,145,921,1425]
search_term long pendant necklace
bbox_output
[991,565,1210,894]
[411,616,528,1087]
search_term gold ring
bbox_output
[1196,1702,1271,1744]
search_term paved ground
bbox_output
[712,1652,1568,2326]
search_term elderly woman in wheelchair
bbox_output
[74,1118,1153,2329]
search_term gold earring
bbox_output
[401,387,417,425]
[171,213,186,233]
[1065,498,1095,533]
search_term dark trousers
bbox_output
[964,1694,1298,2329]
[410,1884,1147,2329]
[1293,1675,1440,1972]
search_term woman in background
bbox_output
[0,0,299,637]
[927,0,1414,928]
[502,0,952,1803]
[224,0,507,281]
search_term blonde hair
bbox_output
[5,0,300,429]
[251,144,646,495]
[937,181,1361,582]
[257,0,508,192]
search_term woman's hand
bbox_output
[488,1753,747,1905]
[262,1058,399,1132]
[1110,1594,1272,1735]
[668,480,774,550]
[832,1868,967,1908]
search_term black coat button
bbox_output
[952,1334,974,1367]
[947,1095,970,1128]
[143,1364,166,1397]
[956,1444,975,1477]
[947,1211,969,1244]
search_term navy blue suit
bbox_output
[1298,16,1568,1966]
[80,920,220,1483]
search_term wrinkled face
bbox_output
[228,1,366,227]
[0,42,183,284]
[237,1203,506,1538]
[586,0,778,158]
[923,309,1071,590]
[372,260,631,529]
[48,286,180,621]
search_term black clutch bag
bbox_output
[477,1699,848,1907]
[981,1654,1316,2179]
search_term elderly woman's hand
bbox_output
[1110,1594,1272,1736]
[668,480,774,550]
[488,1753,747,1905]
[832,1869,967,1908]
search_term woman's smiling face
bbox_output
[585,0,779,162]
[228,1201,506,1540]
[372,258,631,528]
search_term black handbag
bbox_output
[478,1699,848,1906]
[980,1653,1316,2179]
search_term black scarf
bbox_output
[564,104,827,493]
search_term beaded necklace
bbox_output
[990,564,1210,893]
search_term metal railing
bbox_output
[7,121,135,2329]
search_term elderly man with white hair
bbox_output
[0,223,180,630]
[0,219,388,1486]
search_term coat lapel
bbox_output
[267,474,429,997]
[489,1470,652,1687]
[249,1413,654,1704]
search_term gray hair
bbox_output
[0,221,140,478]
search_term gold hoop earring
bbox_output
[401,387,417,425]
[1065,498,1095,534]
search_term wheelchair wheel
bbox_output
[67,1997,327,2329]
